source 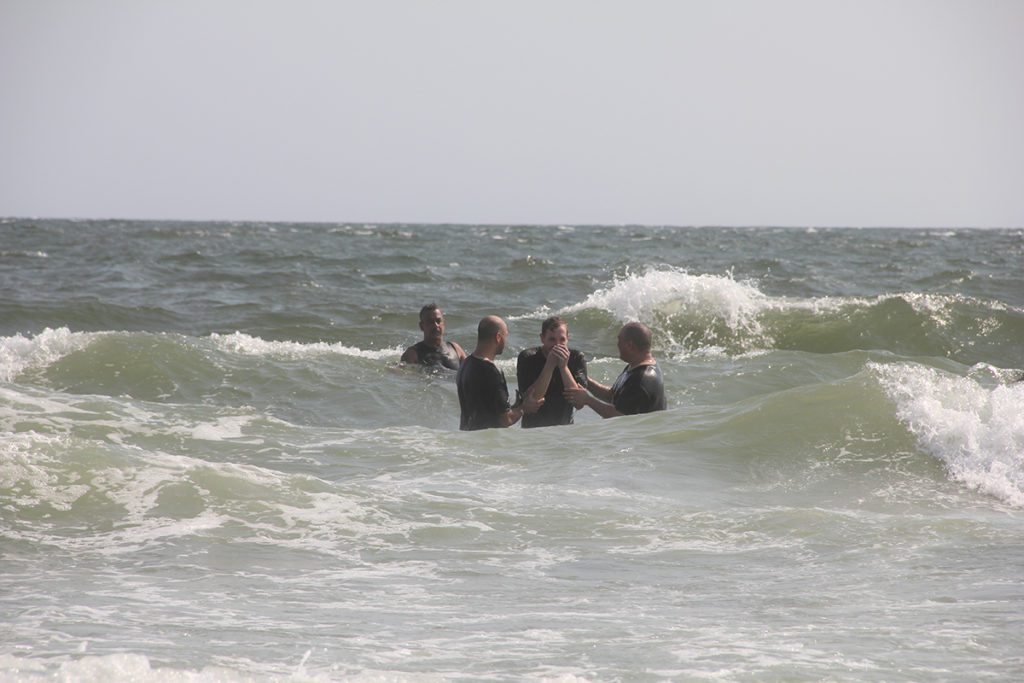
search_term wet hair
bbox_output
[419,303,441,321]
[477,316,504,342]
[541,316,567,336]
[620,322,652,352]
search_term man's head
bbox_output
[478,315,509,356]
[617,322,653,363]
[539,316,569,356]
[419,303,445,343]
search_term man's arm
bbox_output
[496,392,544,427]
[497,405,524,428]
[523,346,567,401]
[564,387,623,419]
[451,341,467,362]
[560,350,585,391]
[400,346,419,364]
[558,364,578,391]
[585,377,613,403]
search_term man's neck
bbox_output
[627,355,655,370]
[472,345,497,362]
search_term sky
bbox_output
[1,1,1022,227]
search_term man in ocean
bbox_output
[401,303,466,370]
[516,316,588,428]
[456,315,542,430]
[564,321,666,417]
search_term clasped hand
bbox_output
[546,343,570,368]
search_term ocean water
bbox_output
[1,219,1022,682]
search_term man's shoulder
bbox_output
[464,354,499,372]
[645,363,664,380]
[568,348,587,362]
[517,347,542,362]
[637,363,665,396]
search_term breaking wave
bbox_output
[560,268,1023,363]
[873,363,1024,507]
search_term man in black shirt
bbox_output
[516,316,587,428]
[457,315,542,430]
[401,303,466,370]
[565,322,666,417]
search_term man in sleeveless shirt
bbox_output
[564,322,666,417]
[516,316,588,428]
[456,316,542,430]
[401,303,466,370]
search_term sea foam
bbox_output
[560,269,769,328]
[0,327,100,382]
[209,332,402,361]
[0,652,338,682]
[873,363,1024,507]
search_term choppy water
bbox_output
[1,219,1023,682]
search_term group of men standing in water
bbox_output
[401,303,666,431]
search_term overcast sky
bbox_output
[2,1,1022,227]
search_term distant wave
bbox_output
[209,331,402,361]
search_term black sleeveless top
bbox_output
[413,340,461,370]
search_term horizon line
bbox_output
[2,215,1021,231]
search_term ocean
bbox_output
[1,219,1022,682]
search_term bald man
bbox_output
[456,316,542,430]
[565,322,666,417]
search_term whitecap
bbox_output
[560,268,770,326]
[0,327,101,382]
[209,332,402,361]
[872,362,1024,507]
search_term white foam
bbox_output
[0,431,87,511]
[190,415,261,443]
[0,249,48,258]
[873,363,1024,507]
[895,292,1009,327]
[560,269,770,327]
[0,652,336,682]
[209,332,402,361]
[0,327,101,382]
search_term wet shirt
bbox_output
[611,362,667,415]
[516,347,588,428]
[456,354,511,431]
[412,340,461,370]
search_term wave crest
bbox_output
[0,327,101,382]
[209,332,401,360]
[559,268,1023,361]
[873,363,1024,506]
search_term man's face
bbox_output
[540,325,568,356]
[617,330,630,362]
[419,309,445,341]
[496,322,509,355]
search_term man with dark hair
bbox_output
[565,321,666,417]
[456,315,542,430]
[401,303,466,370]
[516,316,588,428]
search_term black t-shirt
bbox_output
[412,340,461,370]
[611,362,666,415]
[456,354,512,431]
[516,347,588,428]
